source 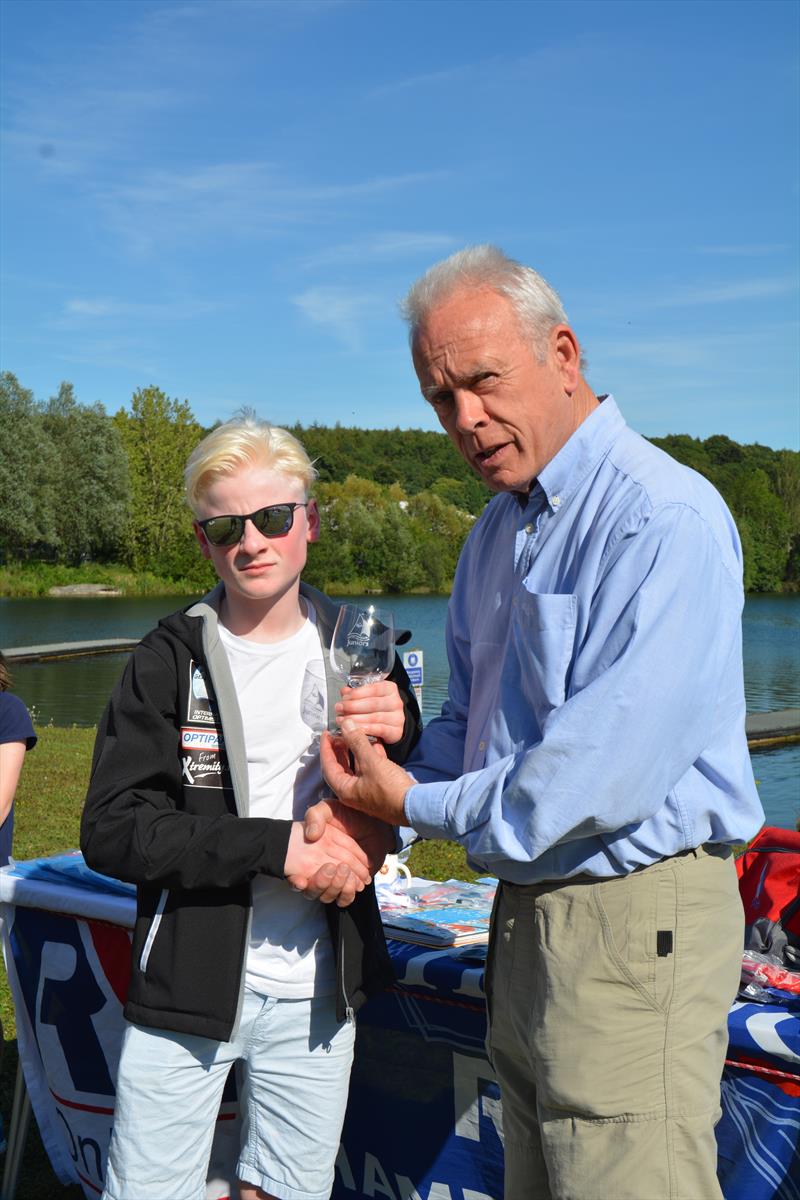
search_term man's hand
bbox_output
[335,679,405,745]
[320,721,412,825]
[284,819,371,908]
[304,797,395,875]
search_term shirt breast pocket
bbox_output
[510,589,577,727]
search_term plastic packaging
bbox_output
[739,948,800,1002]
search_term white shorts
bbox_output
[102,987,355,1200]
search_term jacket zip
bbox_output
[200,608,252,1038]
[139,888,168,973]
[338,916,352,1022]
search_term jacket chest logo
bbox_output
[182,662,227,788]
[187,662,216,725]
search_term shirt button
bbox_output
[524,522,534,534]
[552,495,561,507]
[479,740,486,751]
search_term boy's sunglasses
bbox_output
[197,502,308,547]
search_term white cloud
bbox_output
[649,277,798,307]
[65,300,120,319]
[3,83,185,178]
[696,244,789,257]
[62,297,219,322]
[295,172,448,202]
[596,334,727,369]
[368,39,611,99]
[94,163,447,255]
[591,324,798,371]
[138,3,208,26]
[292,286,380,351]
[369,63,476,99]
[300,232,457,269]
[56,338,160,377]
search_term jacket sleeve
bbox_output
[81,641,292,890]
[384,651,423,766]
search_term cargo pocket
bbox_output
[593,867,678,1014]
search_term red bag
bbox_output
[736,826,800,969]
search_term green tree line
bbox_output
[1,371,798,594]
[649,434,800,592]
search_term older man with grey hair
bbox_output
[314,245,763,1200]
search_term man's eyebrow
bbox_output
[421,366,499,400]
[421,382,448,400]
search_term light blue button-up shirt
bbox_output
[404,397,764,882]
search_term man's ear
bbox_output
[193,520,213,560]
[306,499,320,544]
[551,324,582,394]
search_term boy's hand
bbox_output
[334,680,404,745]
[284,820,371,907]
[291,861,364,907]
[304,796,395,875]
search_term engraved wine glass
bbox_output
[328,603,395,734]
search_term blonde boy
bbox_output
[82,414,420,1200]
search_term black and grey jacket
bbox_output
[81,582,422,1041]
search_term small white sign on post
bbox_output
[402,648,424,708]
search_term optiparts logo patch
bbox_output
[180,725,227,788]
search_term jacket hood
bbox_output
[151,582,222,654]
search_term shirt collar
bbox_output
[516,395,624,515]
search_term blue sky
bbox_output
[1,0,798,449]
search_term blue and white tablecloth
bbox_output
[1,854,798,1200]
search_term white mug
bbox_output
[376,853,412,886]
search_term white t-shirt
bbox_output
[218,611,335,998]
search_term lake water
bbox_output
[1,592,798,829]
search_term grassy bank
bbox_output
[0,562,202,598]
[0,562,452,599]
[0,724,473,1197]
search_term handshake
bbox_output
[283,719,414,907]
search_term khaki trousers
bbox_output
[485,846,743,1200]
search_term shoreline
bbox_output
[0,568,450,600]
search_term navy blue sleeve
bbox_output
[0,693,37,751]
